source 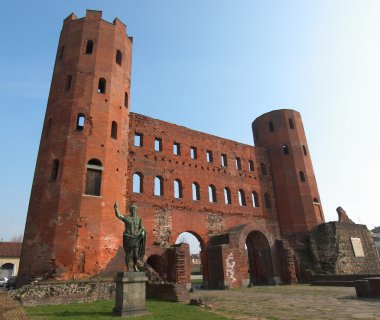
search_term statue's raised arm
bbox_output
[114,201,124,221]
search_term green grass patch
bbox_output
[191,278,203,285]
[26,299,229,320]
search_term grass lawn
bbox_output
[26,299,230,320]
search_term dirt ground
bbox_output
[191,285,380,320]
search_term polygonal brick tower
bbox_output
[252,110,324,238]
[18,10,132,284]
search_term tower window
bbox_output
[65,75,72,91]
[208,185,217,203]
[76,113,85,131]
[221,154,228,167]
[238,189,246,206]
[224,187,231,205]
[154,176,164,196]
[269,121,274,132]
[97,78,106,94]
[50,159,59,181]
[59,45,64,61]
[235,157,242,170]
[283,144,289,155]
[174,179,183,199]
[206,150,213,163]
[192,182,200,201]
[190,146,197,160]
[124,92,128,108]
[133,172,143,193]
[134,133,143,147]
[260,163,267,175]
[248,160,254,171]
[85,40,93,54]
[173,142,180,155]
[303,145,308,156]
[85,159,103,196]
[154,138,162,152]
[299,170,306,182]
[289,118,295,129]
[45,118,52,137]
[116,50,122,65]
[111,121,118,139]
[252,191,259,207]
[264,192,271,209]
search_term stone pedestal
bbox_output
[113,272,148,317]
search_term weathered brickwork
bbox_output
[18,10,380,289]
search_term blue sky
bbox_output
[1,1,379,242]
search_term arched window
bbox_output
[116,50,122,65]
[249,160,254,171]
[303,145,308,156]
[76,113,85,131]
[65,74,72,91]
[289,118,294,129]
[192,182,200,201]
[283,144,289,155]
[98,78,106,94]
[269,121,274,132]
[59,45,64,61]
[45,118,52,137]
[299,170,306,182]
[224,187,231,205]
[252,191,259,207]
[111,121,118,139]
[154,176,164,196]
[85,40,93,54]
[174,179,182,199]
[208,185,217,203]
[264,193,271,209]
[313,197,319,204]
[133,172,143,193]
[50,159,59,181]
[238,189,246,206]
[124,92,128,108]
[85,159,103,196]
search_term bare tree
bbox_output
[10,235,23,242]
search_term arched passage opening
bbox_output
[245,231,274,285]
[175,231,206,289]
[1,263,14,278]
[146,254,166,279]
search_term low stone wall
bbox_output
[9,279,116,307]
[146,283,189,302]
[311,274,380,287]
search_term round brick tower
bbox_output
[18,10,132,284]
[252,110,324,237]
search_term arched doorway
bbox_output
[146,254,166,279]
[175,231,205,288]
[1,263,14,278]
[245,231,274,284]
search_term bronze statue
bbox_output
[114,202,146,272]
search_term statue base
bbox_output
[113,272,148,317]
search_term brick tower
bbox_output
[18,10,132,284]
[252,110,324,237]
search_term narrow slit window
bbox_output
[235,157,242,170]
[224,187,231,205]
[154,176,164,196]
[190,146,197,160]
[97,78,106,94]
[45,118,52,137]
[111,121,118,139]
[208,185,217,203]
[116,50,122,65]
[269,121,274,132]
[59,45,64,61]
[65,75,72,91]
[133,172,143,193]
[192,182,200,201]
[154,138,162,152]
[299,170,306,182]
[238,189,246,206]
[85,40,93,54]
[303,145,308,156]
[174,179,182,199]
[283,144,289,155]
[252,192,259,207]
[134,133,143,147]
[261,163,267,175]
[206,150,213,163]
[264,193,271,209]
[85,159,103,196]
[289,118,295,129]
[50,159,59,181]
[76,113,85,131]
[173,142,180,155]
[248,160,254,171]
[221,154,228,167]
[124,92,128,108]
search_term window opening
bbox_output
[236,157,242,170]
[221,154,228,167]
[264,193,271,209]
[206,150,213,163]
[224,187,231,204]
[208,185,217,203]
[238,189,246,206]
[116,50,122,65]
[173,142,180,155]
[190,146,197,160]
[59,45,64,61]
[303,145,308,156]
[133,172,143,193]
[65,75,72,91]
[269,121,274,132]
[124,92,128,108]
[76,113,85,131]
[45,118,52,137]
[85,40,93,54]
[192,182,200,201]
[154,176,164,196]
[249,160,254,171]
[97,78,106,94]
[154,138,162,152]
[134,133,143,147]
[174,179,182,199]
[289,118,294,129]
[85,159,103,196]
[283,144,289,155]
[111,121,118,139]
[252,192,259,207]
[50,159,59,181]
[299,170,306,182]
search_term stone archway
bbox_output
[245,231,274,284]
[146,254,166,278]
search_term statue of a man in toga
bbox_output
[114,202,146,272]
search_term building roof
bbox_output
[371,226,380,233]
[0,242,22,257]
